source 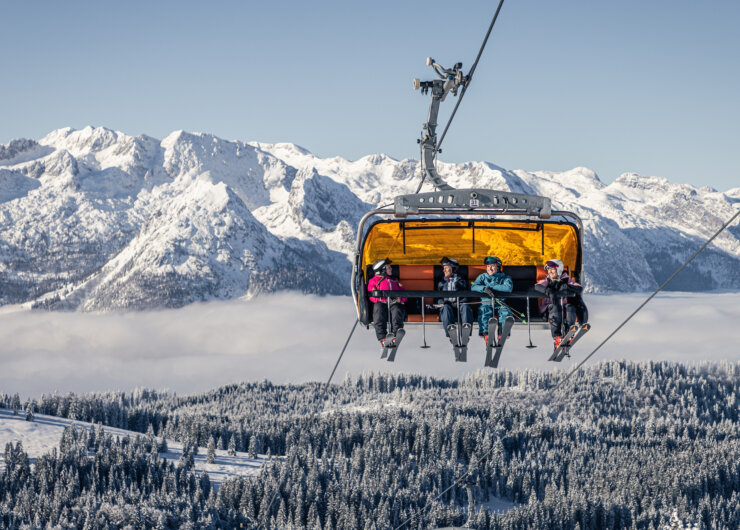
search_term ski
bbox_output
[554,323,591,362]
[447,324,460,347]
[548,324,582,362]
[380,334,391,359]
[548,326,577,361]
[385,329,405,362]
[460,323,472,346]
[489,316,515,368]
[448,324,468,362]
[483,317,497,367]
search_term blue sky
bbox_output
[1,1,738,190]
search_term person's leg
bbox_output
[390,303,406,334]
[576,298,589,325]
[478,304,493,336]
[497,306,511,337]
[548,303,562,338]
[439,303,454,336]
[460,304,473,326]
[373,303,388,341]
[565,302,578,329]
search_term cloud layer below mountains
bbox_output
[1,292,738,399]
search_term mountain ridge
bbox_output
[1,126,738,311]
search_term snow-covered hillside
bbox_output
[0,408,266,486]
[1,127,738,310]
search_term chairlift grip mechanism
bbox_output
[413,58,467,191]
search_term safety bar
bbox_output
[370,289,545,299]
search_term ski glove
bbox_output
[557,282,571,293]
[483,287,496,298]
[544,287,555,298]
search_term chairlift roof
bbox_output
[360,218,581,276]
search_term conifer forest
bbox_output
[1,360,739,529]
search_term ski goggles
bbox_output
[544,260,560,270]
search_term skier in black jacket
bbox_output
[436,257,473,337]
[534,259,588,349]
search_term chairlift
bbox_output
[350,188,584,365]
[349,53,586,367]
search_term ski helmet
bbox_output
[440,257,459,271]
[373,258,392,274]
[544,259,564,276]
[484,256,502,268]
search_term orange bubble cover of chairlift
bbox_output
[361,220,579,280]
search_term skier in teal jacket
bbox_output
[471,256,513,345]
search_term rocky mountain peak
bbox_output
[1,127,738,310]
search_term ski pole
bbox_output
[491,293,498,346]
[560,295,567,338]
[386,296,392,338]
[456,297,463,347]
[465,298,526,321]
[526,296,536,349]
[493,298,526,321]
[420,298,430,348]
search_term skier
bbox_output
[367,258,407,348]
[436,257,474,338]
[534,259,588,349]
[471,256,513,346]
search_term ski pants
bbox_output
[477,301,511,336]
[373,301,406,341]
[439,302,474,336]
[547,302,578,338]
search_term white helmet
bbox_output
[373,258,392,274]
[544,259,564,276]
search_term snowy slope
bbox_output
[0,408,266,486]
[1,127,738,310]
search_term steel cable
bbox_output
[437,0,506,151]
[392,207,740,529]
[257,318,360,528]
[555,208,740,390]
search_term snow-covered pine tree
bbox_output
[11,393,21,414]
[24,400,34,421]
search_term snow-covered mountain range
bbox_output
[1,126,738,311]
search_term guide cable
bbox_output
[555,207,740,390]
[392,207,740,530]
[257,318,360,529]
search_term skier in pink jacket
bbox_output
[367,258,407,346]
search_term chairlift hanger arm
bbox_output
[413,58,465,192]
[412,0,506,194]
